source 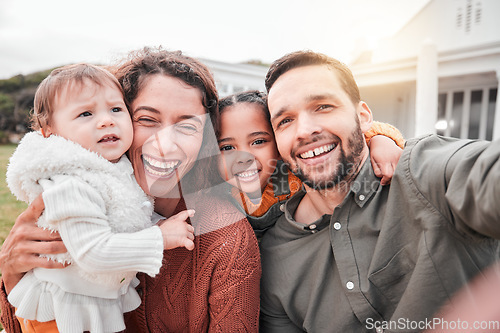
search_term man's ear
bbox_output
[357,101,373,133]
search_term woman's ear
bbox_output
[357,101,373,133]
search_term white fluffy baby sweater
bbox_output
[6,132,164,333]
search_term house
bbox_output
[350,0,500,141]
[201,58,268,97]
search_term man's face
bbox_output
[267,65,372,190]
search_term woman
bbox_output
[0,47,261,332]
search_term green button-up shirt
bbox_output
[260,135,500,333]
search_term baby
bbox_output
[6,63,194,333]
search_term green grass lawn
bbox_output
[0,144,27,246]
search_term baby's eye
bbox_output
[252,138,267,146]
[219,145,235,152]
[78,111,92,117]
[111,107,123,113]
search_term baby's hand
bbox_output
[158,210,195,251]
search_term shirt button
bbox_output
[279,204,285,212]
[311,230,317,234]
[333,222,341,230]
[376,327,384,333]
[346,281,354,290]
[309,224,317,230]
[359,194,366,201]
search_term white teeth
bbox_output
[236,170,259,178]
[299,144,335,159]
[143,155,179,177]
[143,156,177,169]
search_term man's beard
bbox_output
[287,121,365,191]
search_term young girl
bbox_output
[216,90,405,239]
[6,63,195,333]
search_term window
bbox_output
[436,87,497,140]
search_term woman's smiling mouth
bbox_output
[142,155,180,177]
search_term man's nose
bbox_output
[295,112,321,139]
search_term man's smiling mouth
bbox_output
[299,143,336,159]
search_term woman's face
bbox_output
[129,74,207,198]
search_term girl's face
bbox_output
[129,74,207,198]
[217,103,280,199]
[46,79,133,163]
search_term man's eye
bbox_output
[78,111,92,117]
[219,145,235,151]
[277,118,292,128]
[317,105,334,111]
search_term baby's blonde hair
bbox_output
[31,63,124,130]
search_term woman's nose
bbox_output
[150,125,177,155]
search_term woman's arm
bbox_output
[0,195,66,293]
[0,195,66,333]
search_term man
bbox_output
[259,50,500,332]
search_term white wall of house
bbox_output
[351,0,500,141]
[201,58,268,97]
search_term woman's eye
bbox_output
[134,116,157,126]
[78,111,92,117]
[219,145,235,152]
[176,123,199,135]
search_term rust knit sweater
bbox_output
[0,195,261,333]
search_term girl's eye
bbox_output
[78,111,92,118]
[176,123,200,135]
[252,138,267,146]
[111,107,122,113]
[219,145,235,152]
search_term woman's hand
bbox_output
[0,194,67,293]
[369,135,404,186]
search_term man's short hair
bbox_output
[265,50,361,105]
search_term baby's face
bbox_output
[46,79,133,163]
[217,103,280,199]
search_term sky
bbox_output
[0,0,430,80]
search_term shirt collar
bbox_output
[349,154,381,208]
[283,188,331,234]
[282,155,381,231]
